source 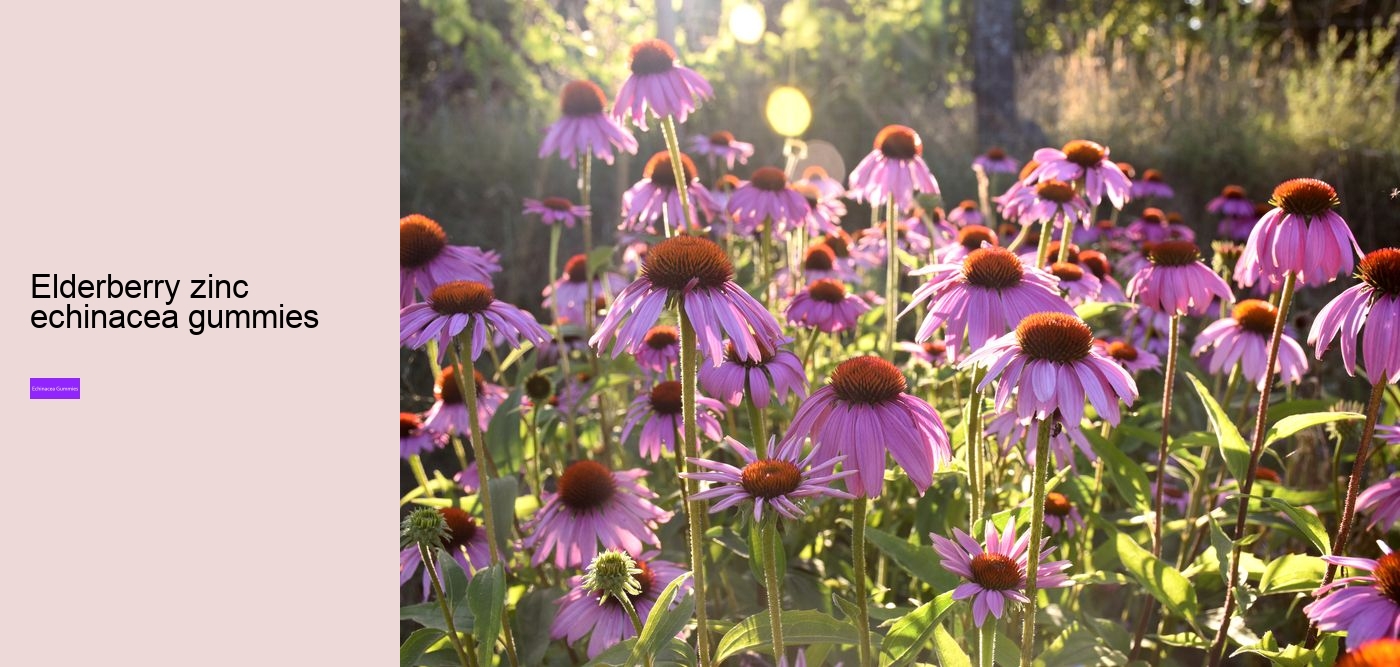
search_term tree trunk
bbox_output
[973,0,1018,150]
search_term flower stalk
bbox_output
[678,307,713,667]
[1020,420,1052,667]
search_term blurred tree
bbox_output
[973,0,1018,149]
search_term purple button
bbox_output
[31,378,80,399]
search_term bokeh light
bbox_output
[765,86,811,138]
[729,3,765,45]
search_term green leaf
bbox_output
[1208,517,1234,588]
[748,521,786,584]
[400,627,446,667]
[631,574,695,663]
[466,564,506,666]
[866,527,959,592]
[1232,631,1339,667]
[1259,555,1326,595]
[715,610,858,661]
[1115,532,1199,628]
[1075,301,1131,323]
[878,592,956,667]
[1264,411,1364,446]
[1084,428,1152,512]
[832,593,863,625]
[512,588,562,666]
[1259,496,1331,555]
[1157,632,1209,649]
[1185,373,1251,483]
[486,477,519,555]
[485,391,525,474]
[587,638,695,666]
[930,622,972,667]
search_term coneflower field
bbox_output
[399,27,1400,667]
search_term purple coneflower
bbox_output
[1026,140,1132,209]
[539,80,638,167]
[1096,339,1162,374]
[635,325,680,375]
[935,224,999,264]
[1050,261,1101,306]
[1126,240,1234,317]
[848,125,940,209]
[1044,492,1085,535]
[1236,178,1361,288]
[973,147,1019,175]
[1359,478,1400,532]
[684,435,853,521]
[621,152,717,234]
[854,219,933,266]
[1192,299,1308,390]
[400,412,442,459]
[523,196,590,228]
[791,181,845,236]
[698,341,807,409]
[1077,250,1126,302]
[904,246,1074,354]
[727,166,813,237]
[782,356,951,498]
[930,519,1072,626]
[543,254,630,325]
[709,173,741,219]
[691,130,754,169]
[590,235,785,364]
[947,200,985,227]
[774,245,856,291]
[1015,179,1091,230]
[522,460,673,568]
[1125,208,1196,244]
[1304,542,1400,645]
[422,366,508,437]
[785,279,870,334]
[400,214,501,307]
[621,380,726,461]
[613,39,713,129]
[1337,639,1400,667]
[1379,424,1400,448]
[552,554,690,658]
[400,281,551,362]
[1130,168,1174,199]
[993,160,1041,224]
[964,312,1139,426]
[1208,185,1255,218]
[797,165,846,201]
[899,339,957,367]
[1310,248,1400,384]
[400,507,492,598]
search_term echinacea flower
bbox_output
[1096,339,1161,374]
[422,365,508,437]
[904,246,1074,354]
[1124,208,1196,244]
[973,147,1019,175]
[946,200,985,227]
[1337,639,1400,667]
[621,152,718,234]
[1077,249,1127,302]
[1359,478,1400,532]
[1378,424,1400,448]
[964,312,1139,426]
[1049,261,1101,306]
[775,245,858,292]
[543,254,630,325]
[539,80,639,167]
[635,325,680,375]
[399,507,492,598]
[935,224,999,264]
[785,279,870,334]
[1310,248,1400,384]
[1130,168,1174,199]
[848,125,940,209]
[590,235,785,365]
[1236,178,1361,288]
[1126,240,1234,316]
[1207,185,1255,219]
[400,412,443,459]
[792,181,845,235]
[522,460,673,568]
[1025,140,1132,209]
[781,356,951,498]
[621,380,726,461]
[683,435,854,521]
[698,340,807,409]
[899,339,957,367]
[1304,542,1400,645]
[400,281,552,362]
[1012,179,1090,230]
[797,165,846,201]
[930,519,1072,627]
[854,218,933,266]
[614,39,713,129]
[400,214,501,307]
[727,166,813,237]
[691,130,754,169]
[1193,299,1309,389]
[523,196,590,228]
[993,160,1041,224]
[552,554,690,658]
[1043,492,1085,535]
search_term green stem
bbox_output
[420,545,473,667]
[853,496,874,666]
[409,454,435,498]
[660,114,694,238]
[1055,214,1075,264]
[548,225,579,453]
[1152,314,1181,558]
[884,197,899,357]
[746,377,769,458]
[967,368,988,524]
[1020,421,1052,666]
[1034,219,1054,269]
[1208,271,1297,666]
[978,619,998,667]
[1321,382,1388,579]
[763,516,785,662]
[579,153,596,334]
[679,308,713,667]
[616,595,652,667]
[449,339,501,567]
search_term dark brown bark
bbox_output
[973,0,1018,150]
